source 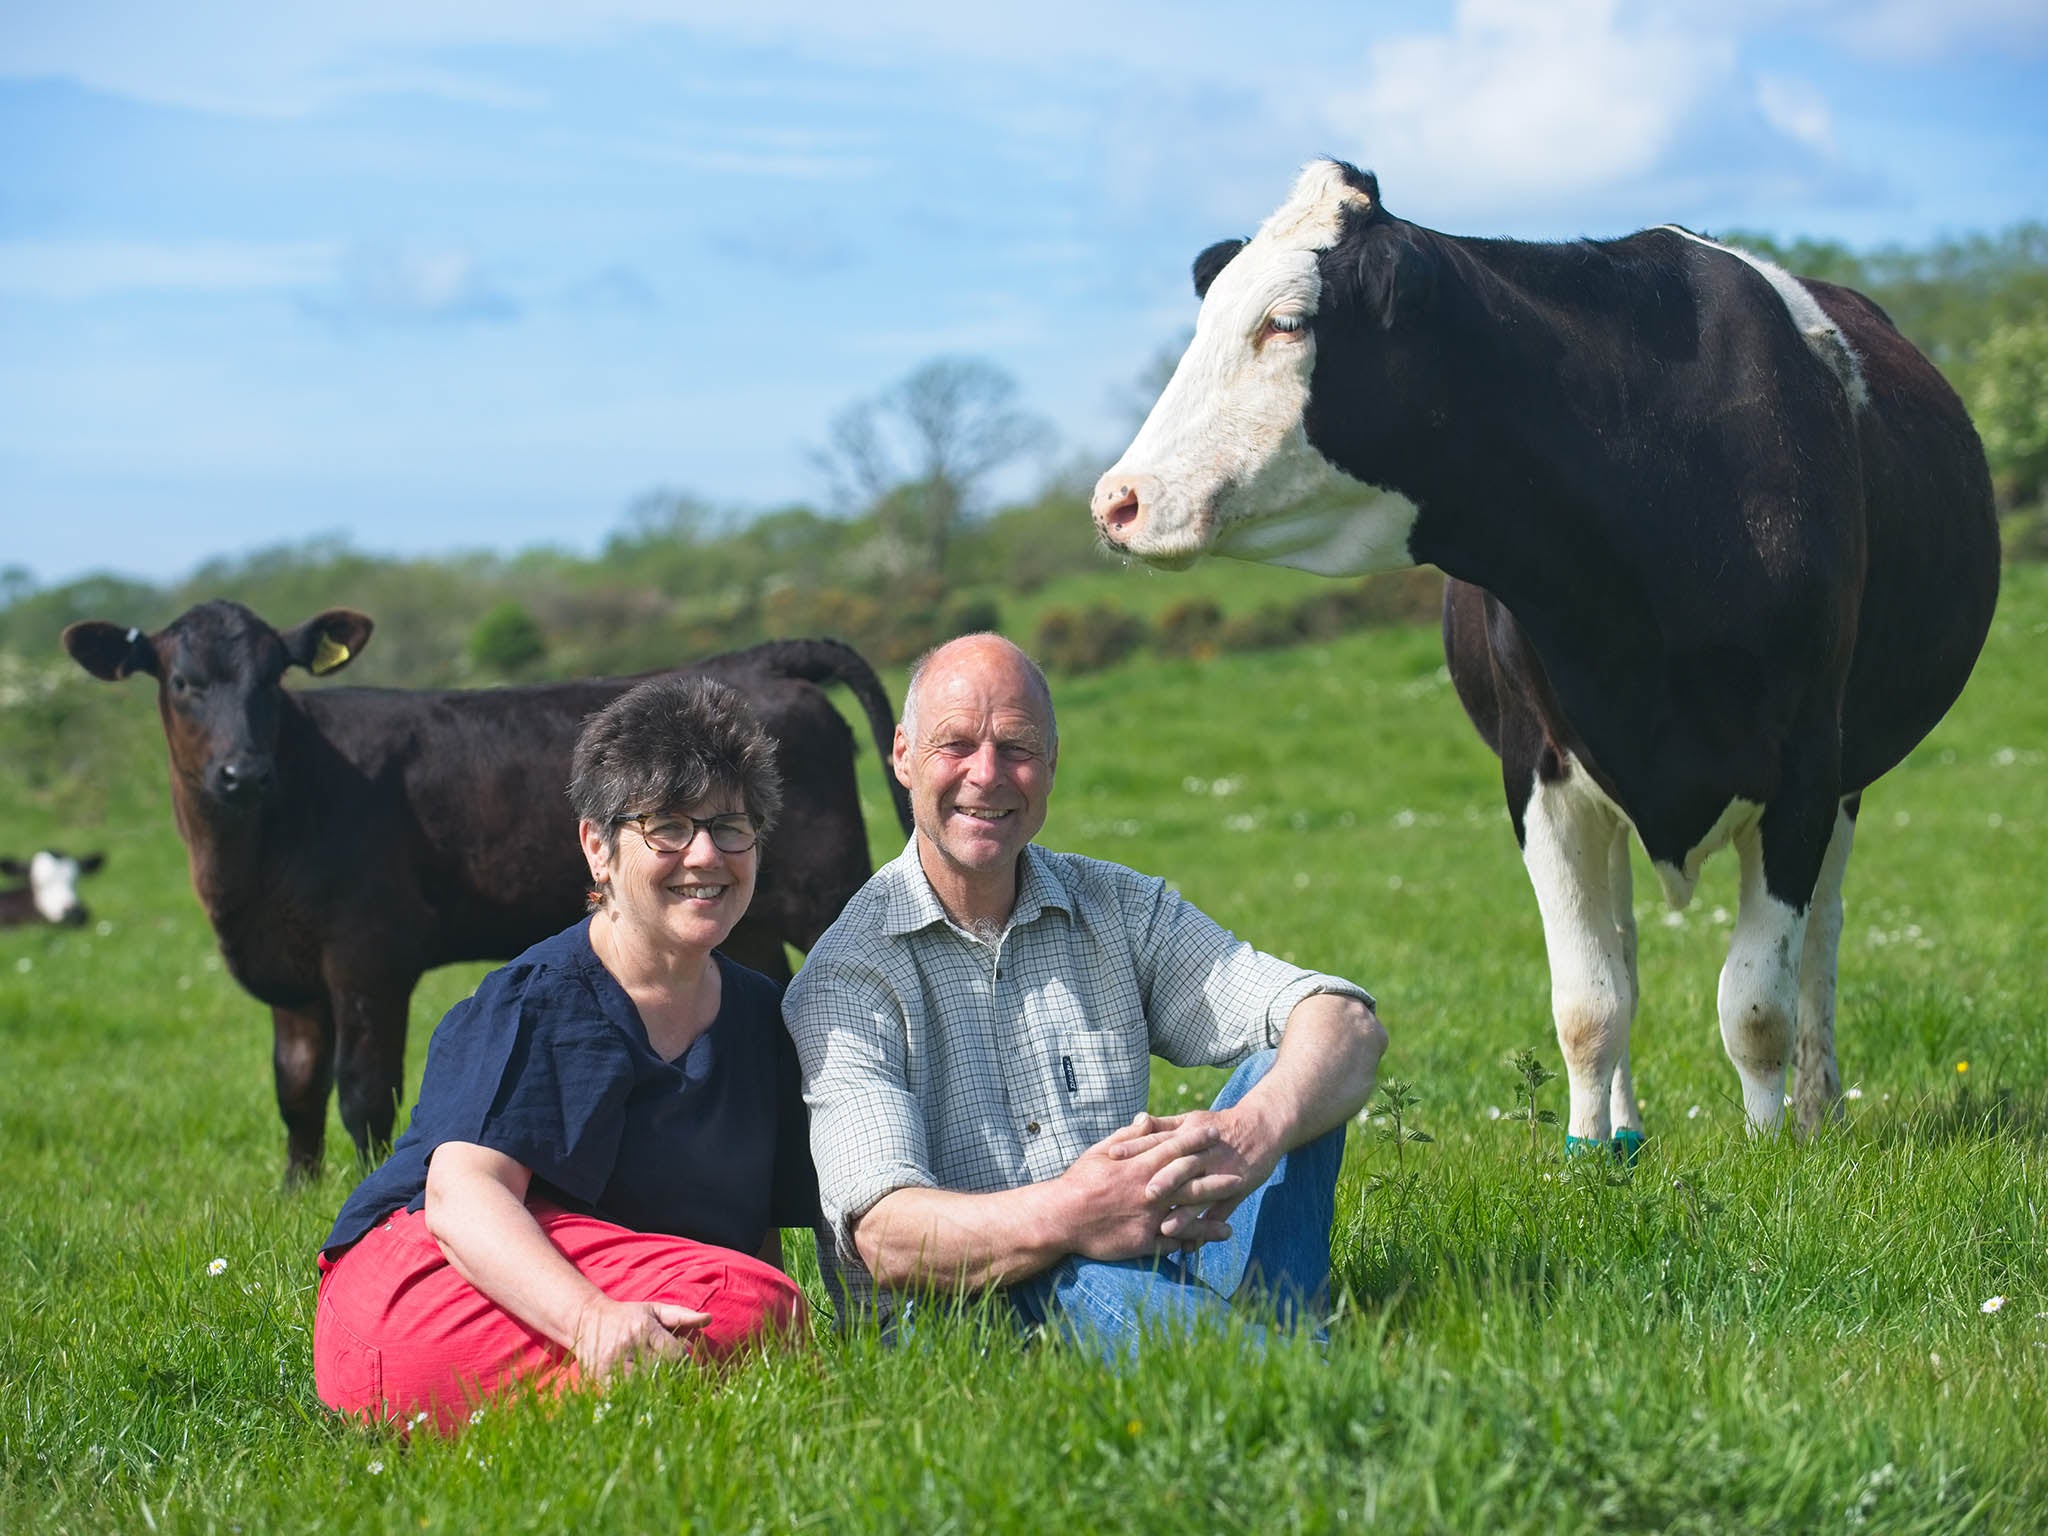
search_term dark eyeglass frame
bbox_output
[618,812,759,855]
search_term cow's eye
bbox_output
[1265,312,1308,337]
[170,673,189,694]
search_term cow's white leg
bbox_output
[1718,819,1810,1133]
[1605,830,1645,1159]
[1792,802,1856,1134]
[1523,768,1634,1147]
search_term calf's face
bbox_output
[1091,159,1424,577]
[62,603,372,812]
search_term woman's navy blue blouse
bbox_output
[322,919,819,1259]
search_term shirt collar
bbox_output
[879,836,1074,937]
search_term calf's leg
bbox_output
[274,1001,336,1186]
[329,975,414,1163]
[1604,831,1646,1160]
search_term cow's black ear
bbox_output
[1193,238,1247,300]
[77,852,106,875]
[0,858,24,879]
[1351,225,1438,330]
[62,621,159,681]
[282,609,374,676]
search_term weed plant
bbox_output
[3,566,2045,1531]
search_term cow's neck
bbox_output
[1376,241,1676,792]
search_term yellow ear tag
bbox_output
[311,635,352,674]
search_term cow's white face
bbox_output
[29,851,86,925]
[1092,160,1419,576]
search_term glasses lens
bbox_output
[708,818,757,853]
[631,815,755,854]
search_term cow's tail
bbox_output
[753,638,914,835]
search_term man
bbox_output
[783,633,1386,1357]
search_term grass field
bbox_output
[3,563,2044,1533]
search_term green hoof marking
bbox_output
[1563,1134,1605,1157]
[1612,1128,1647,1167]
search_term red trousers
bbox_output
[314,1203,805,1434]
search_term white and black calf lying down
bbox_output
[1095,159,1999,1152]
[0,850,104,928]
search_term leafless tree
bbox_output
[813,356,1053,576]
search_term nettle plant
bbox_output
[1505,1048,1559,1159]
[1365,1077,1433,1196]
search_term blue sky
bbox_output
[4,1,2045,587]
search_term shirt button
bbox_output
[1025,1120,1041,1135]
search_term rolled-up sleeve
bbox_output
[783,957,937,1265]
[1116,869,1375,1068]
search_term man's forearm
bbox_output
[851,1181,1073,1292]
[1238,993,1387,1156]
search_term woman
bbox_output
[314,675,816,1432]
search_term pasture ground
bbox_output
[3,565,2045,1533]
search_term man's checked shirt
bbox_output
[782,836,1373,1320]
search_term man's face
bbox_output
[894,645,1056,886]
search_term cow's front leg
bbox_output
[1605,830,1646,1162]
[273,1001,335,1187]
[1792,799,1858,1135]
[1521,763,1636,1149]
[328,971,413,1163]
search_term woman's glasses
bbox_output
[619,812,758,855]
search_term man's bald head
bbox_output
[901,633,1057,754]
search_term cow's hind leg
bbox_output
[1522,763,1636,1149]
[274,1001,335,1187]
[1793,798,1858,1135]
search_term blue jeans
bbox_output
[1005,1048,1345,1363]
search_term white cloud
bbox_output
[1753,72,1834,152]
[303,244,517,325]
[0,239,338,299]
[1319,0,1734,216]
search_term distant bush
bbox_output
[1036,605,1146,674]
[1154,598,1225,659]
[1217,602,1303,653]
[468,601,548,677]
[942,595,1002,639]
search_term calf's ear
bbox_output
[1192,238,1247,300]
[282,609,374,676]
[78,852,107,875]
[62,622,159,681]
[0,858,24,878]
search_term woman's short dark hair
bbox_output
[569,676,783,862]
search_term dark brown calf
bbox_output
[64,602,911,1181]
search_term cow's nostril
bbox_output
[1103,488,1140,532]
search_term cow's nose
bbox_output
[213,758,273,802]
[1090,472,1153,544]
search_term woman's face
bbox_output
[580,798,759,958]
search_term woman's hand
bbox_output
[570,1295,711,1382]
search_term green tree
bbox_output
[1967,318,2048,506]
[468,601,548,678]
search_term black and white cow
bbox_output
[0,850,105,928]
[1092,160,1999,1151]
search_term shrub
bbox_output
[1035,604,1146,674]
[1154,598,1224,659]
[467,601,548,677]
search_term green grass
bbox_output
[3,565,2045,1532]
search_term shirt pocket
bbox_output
[1050,1030,1153,1165]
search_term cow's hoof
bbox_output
[1612,1128,1646,1167]
[1563,1134,1605,1157]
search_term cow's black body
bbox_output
[1294,201,1997,911]
[65,605,912,1179]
